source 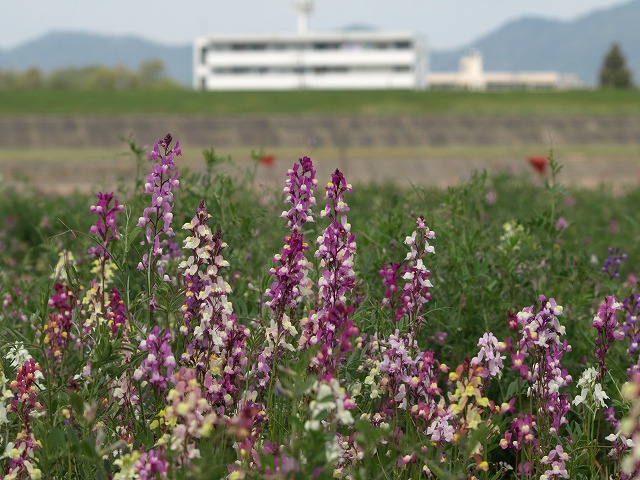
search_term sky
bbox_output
[1,0,630,51]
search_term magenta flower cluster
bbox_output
[264,156,317,314]
[602,247,628,279]
[300,169,359,374]
[592,295,624,380]
[137,133,181,276]
[106,287,129,338]
[396,216,435,328]
[471,332,506,379]
[88,191,124,259]
[315,169,357,309]
[502,296,573,475]
[623,293,640,375]
[134,326,176,394]
[5,357,44,480]
[43,283,76,362]
[134,448,168,479]
[280,155,317,232]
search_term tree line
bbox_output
[0,45,635,91]
[0,59,181,91]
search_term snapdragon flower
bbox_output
[602,247,627,279]
[315,169,356,310]
[135,447,168,480]
[379,262,402,310]
[164,367,216,463]
[106,287,129,338]
[572,367,609,410]
[396,216,435,331]
[592,295,624,380]
[300,169,358,375]
[257,157,317,390]
[134,326,176,395]
[137,133,181,280]
[539,445,570,479]
[88,191,124,260]
[179,200,248,414]
[304,376,356,432]
[616,372,640,478]
[3,357,44,480]
[265,157,317,312]
[280,155,317,232]
[623,293,640,375]
[43,283,76,362]
[471,332,506,379]
[506,295,572,472]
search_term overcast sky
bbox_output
[1,0,630,50]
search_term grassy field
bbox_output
[4,88,640,115]
[1,143,640,478]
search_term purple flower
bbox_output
[540,445,570,479]
[137,133,181,279]
[602,247,627,279]
[88,192,124,260]
[264,232,313,314]
[4,358,44,480]
[135,447,168,479]
[43,283,77,362]
[257,158,318,389]
[508,295,572,468]
[592,295,624,380]
[555,216,569,232]
[315,169,356,310]
[471,332,506,379]
[623,293,640,375]
[396,216,435,331]
[281,156,317,232]
[379,262,402,310]
[106,287,129,338]
[299,169,358,375]
[134,326,176,395]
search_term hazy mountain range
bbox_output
[1,0,639,86]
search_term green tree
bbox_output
[599,42,634,89]
[17,67,44,90]
[138,59,165,85]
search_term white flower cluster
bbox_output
[572,367,609,410]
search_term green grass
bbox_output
[4,89,640,115]
[1,144,639,478]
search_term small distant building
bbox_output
[429,51,579,90]
[193,0,426,90]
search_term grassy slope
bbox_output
[4,89,640,115]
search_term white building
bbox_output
[194,31,427,91]
[429,51,579,91]
[193,1,426,91]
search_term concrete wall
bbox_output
[5,114,640,150]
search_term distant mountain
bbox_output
[0,31,192,85]
[431,0,640,85]
[2,0,639,87]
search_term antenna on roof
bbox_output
[293,0,313,34]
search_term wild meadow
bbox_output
[1,133,640,479]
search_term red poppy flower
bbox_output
[260,155,275,167]
[527,156,548,174]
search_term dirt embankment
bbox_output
[4,114,640,194]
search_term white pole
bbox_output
[294,0,313,34]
